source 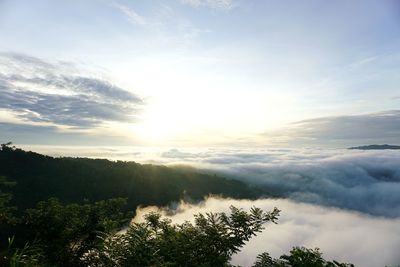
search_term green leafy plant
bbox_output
[251,247,354,267]
[24,198,129,266]
[2,236,44,267]
[84,206,280,267]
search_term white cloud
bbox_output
[134,197,400,267]
[156,148,400,218]
[0,52,142,128]
[270,110,400,147]
[180,0,235,10]
[20,145,400,218]
[113,3,147,26]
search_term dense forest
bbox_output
[0,143,355,266]
[0,143,262,213]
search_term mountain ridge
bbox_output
[0,144,263,213]
[348,144,400,150]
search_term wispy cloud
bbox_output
[0,122,131,145]
[180,0,235,10]
[0,52,143,129]
[110,2,207,49]
[112,2,147,26]
[263,110,400,147]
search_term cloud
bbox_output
[0,122,133,145]
[268,110,400,146]
[113,3,147,26]
[180,0,235,10]
[158,148,400,218]
[16,145,400,218]
[161,148,203,159]
[110,2,207,50]
[42,145,400,219]
[20,145,400,217]
[134,197,400,267]
[0,52,142,128]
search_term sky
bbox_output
[0,0,400,147]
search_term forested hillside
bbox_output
[0,143,261,213]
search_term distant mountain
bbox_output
[348,144,400,150]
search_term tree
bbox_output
[84,206,280,267]
[0,176,17,225]
[2,202,356,267]
[251,247,354,267]
[0,142,15,152]
[24,198,129,267]
[252,252,278,267]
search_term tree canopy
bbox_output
[84,206,280,267]
[0,144,262,214]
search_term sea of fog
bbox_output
[20,145,400,267]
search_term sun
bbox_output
[127,88,295,146]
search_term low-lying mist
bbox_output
[24,145,400,218]
[134,197,400,267]
[161,148,400,218]
[18,146,400,266]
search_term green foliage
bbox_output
[0,145,261,214]
[251,247,354,267]
[252,252,277,267]
[0,175,17,225]
[84,206,280,267]
[1,236,44,267]
[279,247,326,267]
[23,198,129,266]
[0,145,263,266]
[1,199,356,267]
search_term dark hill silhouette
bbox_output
[348,144,400,150]
[0,144,262,213]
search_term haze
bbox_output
[1,0,399,147]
